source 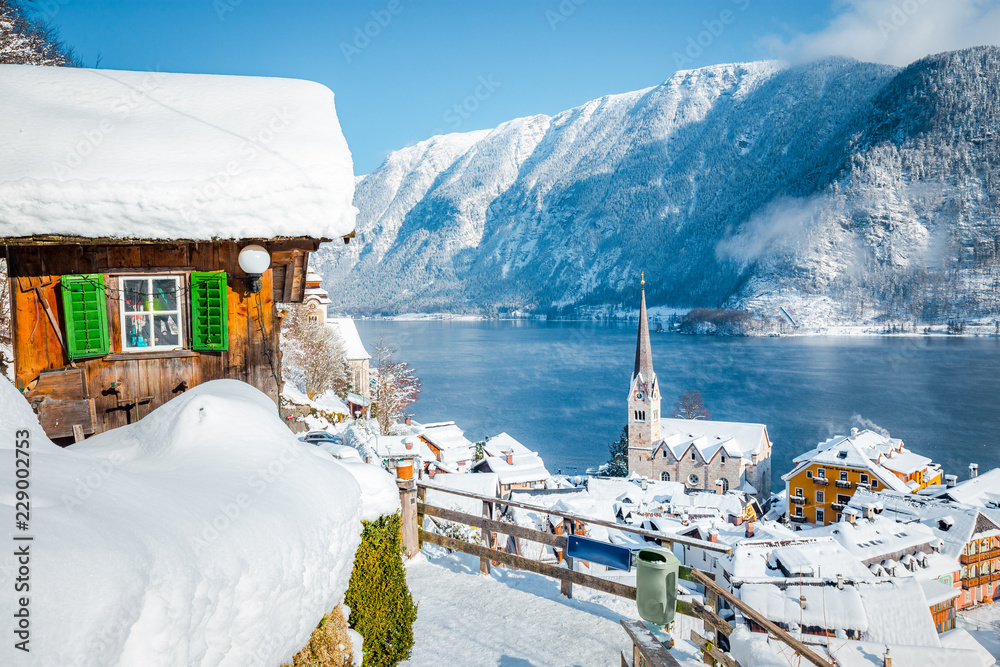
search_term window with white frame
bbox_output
[120,275,184,351]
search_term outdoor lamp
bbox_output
[238,244,270,293]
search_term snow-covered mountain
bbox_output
[314,47,1000,327]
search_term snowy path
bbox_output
[402,547,639,667]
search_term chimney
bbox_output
[745,521,755,539]
[715,480,724,495]
[864,505,875,521]
[404,416,411,425]
[945,474,958,488]
[845,508,857,525]
[708,528,719,544]
[970,463,979,479]
[850,427,859,437]
[641,477,648,491]
[883,647,892,667]
[505,450,514,466]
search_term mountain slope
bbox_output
[315,47,1000,326]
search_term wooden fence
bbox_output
[407,481,833,667]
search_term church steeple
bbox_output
[627,273,661,477]
[633,273,655,385]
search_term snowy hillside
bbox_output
[314,47,1000,328]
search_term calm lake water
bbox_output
[355,320,1000,484]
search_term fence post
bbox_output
[398,479,418,559]
[481,500,494,575]
[561,518,574,598]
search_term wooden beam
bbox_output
[418,482,731,553]
[689,630,741,667]
[619,620,682,667]
[687,570,832,667]
[418,502,568,549]
[675,600,734,637]
[420,530,638,600]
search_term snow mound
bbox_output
[0,65,357,241]
[0,379,366,667]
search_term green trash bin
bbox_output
[636,547,680,626]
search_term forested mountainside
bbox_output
[314,47,1000,328]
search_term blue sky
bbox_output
[39,0,1000,174]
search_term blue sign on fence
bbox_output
[566,534,633,572]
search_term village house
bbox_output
[851,489,1000,610]
[782,428,943,526]
[472,431,551,496]
[626,281,772,505]
[0,65,356,442]
[329,317,371,401]
[418,421,475,474]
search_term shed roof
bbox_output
[0,65,356,243]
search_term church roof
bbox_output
[633,285,655,386]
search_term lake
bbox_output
[355,320,1000,484]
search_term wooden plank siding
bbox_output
[7,240,313,443]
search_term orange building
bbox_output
[783,429,942,526]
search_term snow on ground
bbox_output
[403,545,708,667]
[0,379,383,667]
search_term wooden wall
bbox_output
[8,240,313,441]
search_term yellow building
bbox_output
[782,428,943,526]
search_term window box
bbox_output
[835,480,852,489]
[813,477,829,486]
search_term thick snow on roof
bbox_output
[729,537,872,580]
[654,417,767,462]
[740,582,866,631]
[328,318,370,360]
[0,65,356,241]
[784,431,910,492]
[0,379,366,666]
[943,467,1000,508]
[419,421,472,451]
[812,515,938,565]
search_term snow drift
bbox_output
[0,379,390,666]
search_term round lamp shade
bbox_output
[238,244,270,275]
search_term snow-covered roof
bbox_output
[328,318,370,360]
[420,422,472,451]
[475,434,551,485]
[0,65,356,242]
[652,417,768,463]
[811,514,938,565]
[304,286,332,305]
[740,582,866,631]
[941,467,1000,508]
[729,537,872,580]
[783,430,912,493]
[849,489,1000,559]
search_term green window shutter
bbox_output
[60,274,110,359]
[190,272,229,351]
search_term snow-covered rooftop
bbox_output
[0,65,357,242]
[783,430,913,493]
[941,467,1000,508]
[328,318,370,360]
[653,417,768,462]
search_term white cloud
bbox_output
[764,0,1000,66]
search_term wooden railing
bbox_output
[410,481,833,667]
[961,548,1000,565]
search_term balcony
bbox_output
[835,480,853,489]
[831,503,846,511]
[790,515,807,523]
[964,572,1000,588]
[961,549,1000,566]
[812,477,829,486]
[790,495,807,505]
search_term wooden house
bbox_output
[0,64,357,442]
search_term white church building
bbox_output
[626,283,772,505]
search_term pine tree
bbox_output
[604,426,628,477]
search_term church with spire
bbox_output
[626,277,773,506]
